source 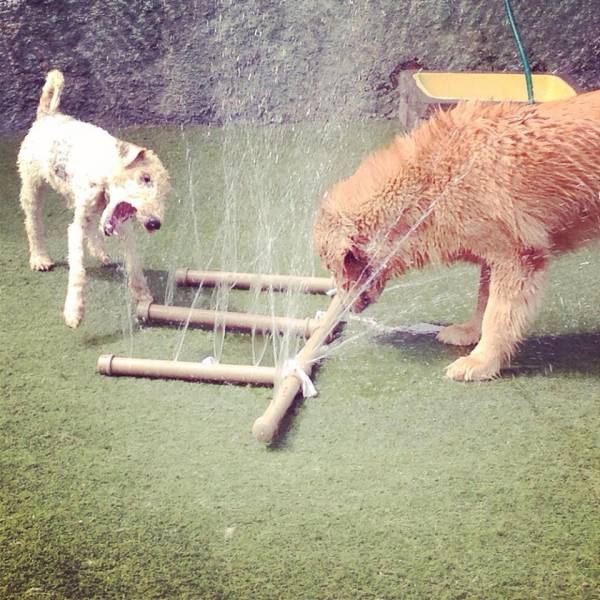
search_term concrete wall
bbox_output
[1,0,599,134]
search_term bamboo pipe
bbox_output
[137,302,320,338]
[97,354,277,386]
[252,294,346,444]
[175,268,335,295]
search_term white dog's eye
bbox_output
[140,174,152,185]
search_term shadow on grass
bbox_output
[509,332,600,377]
[81,331,124,348]
[374,329,600,378]
[374,329,458,361]
[86,266,211,308]
[265,395,304,451]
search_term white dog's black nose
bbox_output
[145,218,161,231]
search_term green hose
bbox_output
[503,0,534,103]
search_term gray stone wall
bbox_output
[1,0,599,134]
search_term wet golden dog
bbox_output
[314,92,600,381]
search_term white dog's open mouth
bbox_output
[103,201,137,236]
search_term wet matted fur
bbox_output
[314,92,600,381]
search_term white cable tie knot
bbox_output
[281,358,317,398]
[326,287,337,297]
[201,356,219,365]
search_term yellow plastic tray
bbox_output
[413,72,577,103]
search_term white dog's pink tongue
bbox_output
[105,202,136,235]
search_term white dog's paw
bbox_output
[437,323,481,346]
[445,354,501,381]
[63,298,84,329]
[132,285,153,305]
[95,252,113,266]
[30,255,55,271]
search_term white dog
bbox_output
[18,70,171,328]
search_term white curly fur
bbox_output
[18,70,171,328]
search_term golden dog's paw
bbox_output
[437,323,481,346]
[445,354,501,381]
[30,255,55,271]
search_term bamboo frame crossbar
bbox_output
[98,269,346,444]
[175,268,335,295]
[97,355,277,386]
[137,301,321,338]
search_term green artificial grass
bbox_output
[1,123,599,599]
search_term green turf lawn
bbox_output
[1,123,599,599]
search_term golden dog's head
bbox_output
[314,184,389,313]
[314,135,420,312]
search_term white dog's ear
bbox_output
[118,141,146,168]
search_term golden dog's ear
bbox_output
[118,141,147,168]
[342,246,370,283]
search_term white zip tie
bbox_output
[281,358,317,398]
[201,356,219,365]
[326,287,337,297]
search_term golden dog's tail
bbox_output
[36,69,64,120]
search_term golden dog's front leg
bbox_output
[445,259,548,381]
[437,263,490,346]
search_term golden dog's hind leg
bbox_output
[437,263,490,346]
[445,259,547,381]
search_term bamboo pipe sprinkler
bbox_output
[97,269,346,444]
[97,355,277,386]
[137,301,321,338]
[175,268,334,295]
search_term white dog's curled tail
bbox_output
[36,69,64,120]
